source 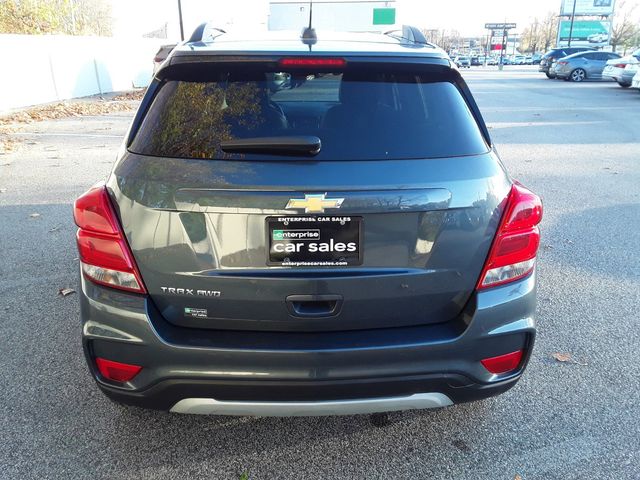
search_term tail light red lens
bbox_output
[557,61,568,65]
[73,183,147,294]
[613,63,626,68]
[96,357,142,382]
[481,350,523,374]
[477,183,543,289]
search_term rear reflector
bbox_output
[96,357,142,382]
[279,57,346,68]
[477,183,543,289]
[613,63,625,68]
[481,350,523,374]
[73,183,147,294]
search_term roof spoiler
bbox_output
[384,25,436,48]
[188,22,226,43]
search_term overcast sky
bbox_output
[111,0,634,39]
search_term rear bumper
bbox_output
[80,271,537,415]
[603,68,624,82]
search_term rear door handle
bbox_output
[286,294,343,318]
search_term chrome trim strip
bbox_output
[173,188,452,214]
[170,392,453,416]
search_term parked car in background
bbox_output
[632,69,640,90]
[539,47,596,78]
[470,56,481,66]
[152,44,177,74]
[602,49,640,87]
[487,56,498,65]
[621,63,639,87]
[514,55,527,65]
[531,53,543,64]
[455,56,471,68]
[554,51,621,82]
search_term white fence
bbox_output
[0,34,166,112]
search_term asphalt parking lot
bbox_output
[1,67,639,479]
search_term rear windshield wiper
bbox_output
[220,136,321,157]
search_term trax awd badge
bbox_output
[161,287,221,297]
[285,193,344,214]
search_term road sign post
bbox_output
[485,23,516,70]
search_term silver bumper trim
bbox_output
[170,392,453,416]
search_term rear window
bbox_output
[130,68,488,161]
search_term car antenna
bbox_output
[300,0,317,51]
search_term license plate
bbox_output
[267,216,362,266]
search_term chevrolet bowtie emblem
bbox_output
[285,193,344,214]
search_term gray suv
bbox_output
[74,25,542,416]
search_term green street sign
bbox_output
[373,8,396,25]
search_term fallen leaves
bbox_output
[514,475,523,480]
[58,288,76,297]
[0,133,16,154]
[0,89,146,127]
[551,352,588,366]
[112,90,146,101]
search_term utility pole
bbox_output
[499,26,506,68]
[567,0,577,47]
[177,0,185,41]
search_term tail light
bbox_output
[613,63,626,68]
[557,61,568,65]
[96,357,142,382]
[477,183,543,289]
[73,183,147,294]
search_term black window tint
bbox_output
[130,71,488,161]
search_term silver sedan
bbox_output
[554,51,621,82]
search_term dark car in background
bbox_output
[554,51,621,82]
[539,47,596,78]
[74,25,542,416]
[455,55,471,68]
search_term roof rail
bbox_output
[384,25,436,48]
[188,22,226,43]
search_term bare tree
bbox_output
[541,11,559,51]
[519,11,559,53]
[611,0,640,52]
[0,0,112,36]
[520,18,541,53]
